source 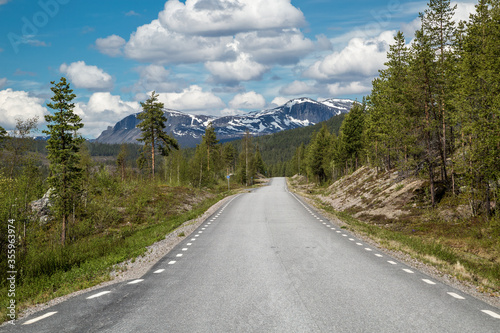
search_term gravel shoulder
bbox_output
[16,193,239,320]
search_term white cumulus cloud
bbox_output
[156,85,225,113]
[229,91,266,110]
[96,0,315,85]
[159,0,306,36]
[279,80,318,96]
[95,35,126,57]
[75,93,141,138]
[327,81,372,97]
[123,20,232,64]
[303,31,395,81]
[60,61,114,91]
[133,65,180,93]
[206,52,268,84]
[0,89,47,129]
[236,29,315,65]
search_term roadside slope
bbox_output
[288,168,500,308]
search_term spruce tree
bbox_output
[136,91,179,178]
[43,77,84,246]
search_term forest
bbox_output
[283,0,499,219]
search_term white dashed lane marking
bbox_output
[87,291,111,299]
[447,292,465,300]
[422,279,436,285]
[388,261,397,265]
[375,254,383,258]
[187,243,192,246]
[403,269,414,274]
[176,254,183,257]
[356,243,362,246]
[365,248,372,251]
[182,248,188,251]
[168,261,176,265]
[127,279,144,285]
[154,269,165,274]
[22,312,58,325]
[481,310,500,319]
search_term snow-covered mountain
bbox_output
[96,98,353,147]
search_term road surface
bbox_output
[4,177,500,332]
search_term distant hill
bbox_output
[96,98,353,147]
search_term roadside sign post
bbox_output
[227,174,230,191]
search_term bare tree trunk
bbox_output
[429,161,435,207]
[151,139,155,179]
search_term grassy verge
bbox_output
[0,179,233,323]
[289,180,500,296]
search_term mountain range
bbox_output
[96,98,354,147]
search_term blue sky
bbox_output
[0,0,476,138]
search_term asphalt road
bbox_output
[4,177,500,332]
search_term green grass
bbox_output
[0,179,232,323]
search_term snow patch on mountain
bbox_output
[96,98,354,147]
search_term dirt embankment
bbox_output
[292,166,427,223]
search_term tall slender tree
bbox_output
[455,0,500,215]
[43,77,84,246]
[203,123,218,172]
[136,91,179,178]
[420,0,457,182]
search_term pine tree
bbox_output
[43,77,84,246]
[420,0,457,183]
[455,0,500,215]
[254,144,266,175]
[409,26,441,206]
[203,123,219,172]
[116,143,128,181]
[338,102,366,173]
[307,124,332,183]
[366,31,413,172]
[222,143,237,176]
[136,91,179,178]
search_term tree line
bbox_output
[285,0,499,217]
[0,79,268,251]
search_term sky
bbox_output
[0,0,477,138]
